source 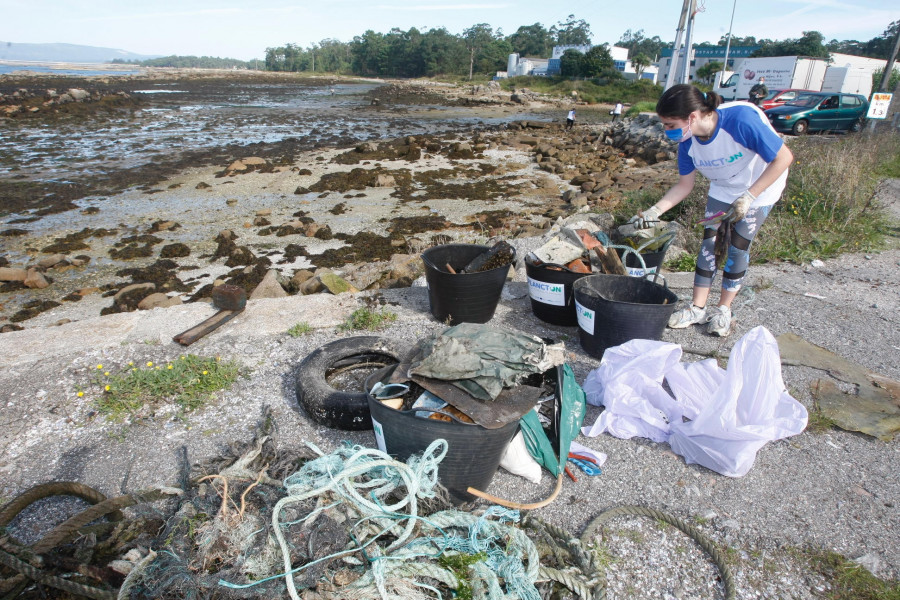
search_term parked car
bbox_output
[765,92,868,135]
[760,88,815,111]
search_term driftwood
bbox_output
[593,245,627,276]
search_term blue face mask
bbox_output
[665,128,685,142]
[665,120,692,143]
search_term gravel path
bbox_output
[0,176,897,599]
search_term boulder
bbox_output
[318,272,358,295]
[0,267,27,282]
[37,254,67,269]
[138,293,179,310]
[67,88,90,101]
[250,269,288,300]
[374,174,396,187]
[114,283,156,302]
[23,268,50,289]
[289,269,315,292]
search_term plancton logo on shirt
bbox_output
[696,152,743,167]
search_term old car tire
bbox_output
[791,119,808,135]
[295,336,403,430]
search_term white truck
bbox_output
[820,66,872,97]
[713,56,829,101]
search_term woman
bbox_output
[627,84,793,337]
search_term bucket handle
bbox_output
[642,271,667,288]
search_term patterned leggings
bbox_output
[694,197,772,292]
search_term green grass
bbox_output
[752,131,898,263]
[90,355,240,420]
[801,548,900,600]
[626,101,657,117]
[618,131,899,265]
[805,399,837,434]
[337,307,398,332]
[286,322,312,337]
[500,76,662,105]
[664,252,696,272]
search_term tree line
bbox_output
[115,18,898,79]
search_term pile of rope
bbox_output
[0,407,735,600]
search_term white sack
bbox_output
[499,430,543,484]
[581,340,685,442]
[579,326,808,477]
[668,326,808,477]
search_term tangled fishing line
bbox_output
[0,407,734,599]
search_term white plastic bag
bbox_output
[668,326,808,477]
[579,326,808,477]
[498,430,543,484]
[581,340,685,442]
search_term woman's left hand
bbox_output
[731,192,755,222]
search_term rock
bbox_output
[289,269,315,292]
[151,220,179,232]
[374,174,396,187]
[243,157,266,166]
[67,88,90,101]
[138,293,172,310]
[37,254,67,269]
[250,269,288,300]
[196,181,211,189]
[256,209,272,217]
[226,160,249,173]
[77,287,101,296]
[388,254,424,284]
[318,272,358,295]
[114,283,155,302]
[160,243,190,259]
[23,269,50,289]
[0,267,27,282]
[226,198,239,205]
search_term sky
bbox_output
[1,0,896,61]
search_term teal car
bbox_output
[765,92,868,135]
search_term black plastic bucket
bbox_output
[525,260,589,326]
[573,274,678,359]
[365,367,519,504]
[615,248,668,277]
[422,244,513,325]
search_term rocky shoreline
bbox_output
[1,75,679,330]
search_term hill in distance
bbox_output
[0,41,160,63]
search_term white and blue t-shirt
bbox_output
[677,102,787,207]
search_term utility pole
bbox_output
[665,0,690,90]
[868,23,900,133]
[665,0,698,89]
[680,0,698,85]
[721,0,737,82]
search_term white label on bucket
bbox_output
[371,418,387,453]
[527,277,565,306]
[575,299,595,335]
[626,265,658,277]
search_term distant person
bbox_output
[566,108,576,130]
[612,101,624,122]
[748,77,768,106]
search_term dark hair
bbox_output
[656,84,722,118]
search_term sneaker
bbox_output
[668,305,707,329]
[706,305,733,337]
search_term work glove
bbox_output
[728,191,755,222]
[618,205,663,238]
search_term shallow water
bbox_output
[0,79,546,186]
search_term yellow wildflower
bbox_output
[147,361,153,367]
[77,391,84,397]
